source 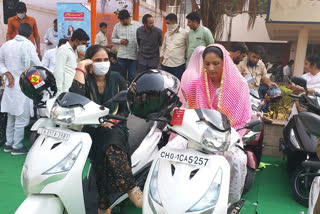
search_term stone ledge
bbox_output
[262,120,286,158]
[267,119,287,126]
[262,145,283,158]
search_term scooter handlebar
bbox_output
[289,94,301,99]
[106,114,127,121]
[99,115,127,124]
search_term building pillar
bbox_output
[133,1,139,21]
[289,41,297,61]
[293,27,309,76]
[89,0,97,45]
[162,17,167,38]
[281,43,291,66]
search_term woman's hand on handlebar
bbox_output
[101,119,120,128]
[287,84,304,94]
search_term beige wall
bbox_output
[269,0,320,23]
[219,14,286,43]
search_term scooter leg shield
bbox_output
[15,194,64,214]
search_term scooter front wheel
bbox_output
[243,167,255,194]
[29,131,39,147]
[0,112,7,146]
[290,165,316,207]
[16,194,65,214]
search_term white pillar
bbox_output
[293,27,309,76]
[289,41,297,61]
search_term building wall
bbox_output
[219,14,286,43]
[268,0,320,23]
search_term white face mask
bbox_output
[17,13,26,19]
[167,24,178,32]
[76,45,86,53]
[93,62,110,76]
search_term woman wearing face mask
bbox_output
[69,45,142,214]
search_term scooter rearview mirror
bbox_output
[291,76,308,94]
[104,90,128,105]
[242,120,263,132]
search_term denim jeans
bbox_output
[259,84,270,113]
[117,58,137,82]
[161,64,186,80]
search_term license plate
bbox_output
[37,128,70,141]
[159,150,209,167]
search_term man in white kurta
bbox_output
[54,28,89,95]
[42,38,68,72]
[0,23,40,155]
[44,19,58,51]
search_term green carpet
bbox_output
[242,156,308,214]
[0,140,308,214]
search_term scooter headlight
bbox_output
[149,159,162,206]
[200,127,230,152]
[187,168,222,212]
[43,143,82,175]
[50,103,76,125]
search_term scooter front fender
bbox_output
[15,194,64,214]
[246,150,258,169]
[30,118,55,131]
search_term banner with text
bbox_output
[57,3,91,43]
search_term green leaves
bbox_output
[268,85,294,120]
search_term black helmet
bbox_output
[127,69,181,121]
[20,66,57,104]
[265,86,282,103]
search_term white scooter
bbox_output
[142,108,262,214]
[15,91,166,214]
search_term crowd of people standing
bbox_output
[2,2,320,214]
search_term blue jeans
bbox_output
[161,64,186,80]
[117,58,137,82]
[259,84,270,113]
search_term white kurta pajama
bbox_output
[0,35,41,149]
[54,42,78,95]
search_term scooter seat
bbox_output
[127,114,154,156]
[297,112,320,138]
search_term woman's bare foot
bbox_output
[98,208,111,214]
[128,186,143,208]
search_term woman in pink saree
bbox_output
[178,46,205,107]
[182,44,252,203]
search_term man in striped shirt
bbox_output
[111,10,141,82]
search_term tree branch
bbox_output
[190,0,200,14]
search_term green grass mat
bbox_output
[0,138,309,214]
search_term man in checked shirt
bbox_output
[111,10,141,82]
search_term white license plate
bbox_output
[159,150,209,167]
[37,128,70,141]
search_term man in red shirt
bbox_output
[6,2,41,56]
